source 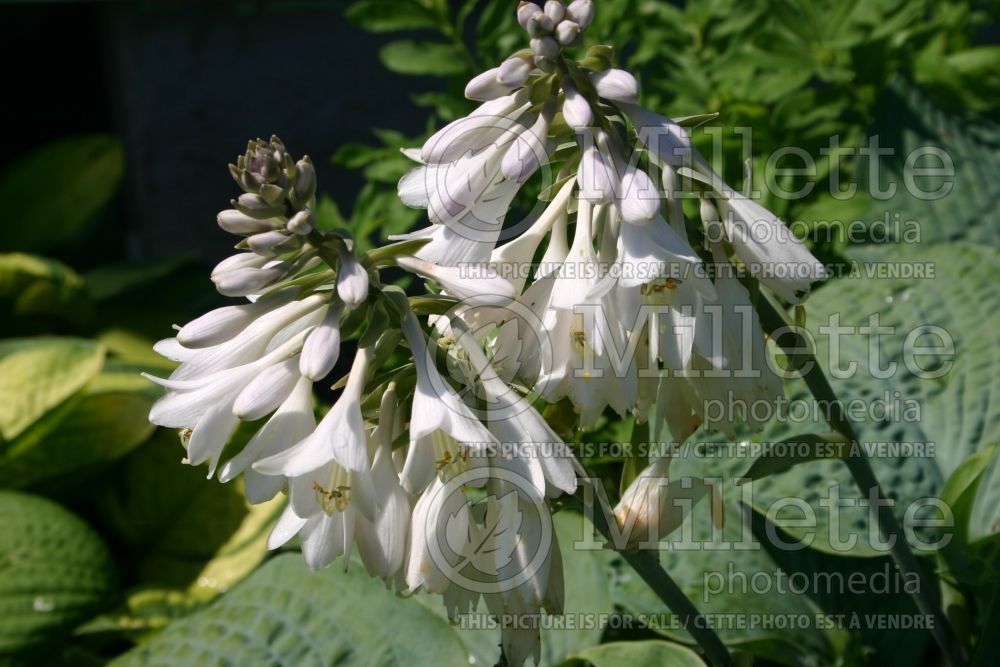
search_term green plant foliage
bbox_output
[0,491,116,657]
[94,430,283,600]
[0,135,123,253]
[610,503,847,667]
[108,554,470,667]
[573,639,708,667]
[0,337,105,441]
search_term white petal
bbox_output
[336,253,369,307]
[232,358,300,421]
[465,66,511,101]
[267,505,308,550]
[591,68,639,104]
[299,305,342,381]
[623,103,692,166]
[561,77,592,130]
[618,165,659,223]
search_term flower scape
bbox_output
[145,1,827,664]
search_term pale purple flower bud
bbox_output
[247,230,299,257]
[555,20,580,46]
[530,36,559,61]
[498,56,532,88]
[517,1,541,29]
[217,209,275,235]
[544,0,565,23]
[566,0,594,29]
[527,11,555,36]
[465,66,511,101]
[177,305,255,347]
[286,209,314,235]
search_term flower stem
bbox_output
[568,480,733,667]
[755,293,967,667]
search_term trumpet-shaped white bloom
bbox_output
[254,346,374,476]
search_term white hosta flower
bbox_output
[561,77,593,130]
[162,295,325,382]
[254,346,374,476]
[489,178,574,292]
[577,134,618,203]
[405,475,472,594]
[618,164,659,224]
[498,56,533,88]
[716,193,827,303]
[176,298,278,348]
[218,375,315,503]
[536,199,637,427]
[336,247,369,307]
[620,103,692,167]
[501,100,554,183]
[232,357,301,421]
[591,68,639,104]
[465,66,514,101]
[211,252,288,297]
[482,481,564,667]
[613,455,721,549]
[399,314,497,494]
[420,91,530,165]
[354,390,410,581]
[397,256,516,306]
[299,303,343,381]
[147,328,311,476]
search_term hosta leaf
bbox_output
[96,430,283,600]
[108,554,469,667]
[574,639,707,667]
[610,502,846,667]
[0,491,116,655]
[0,337,105,441]
[0,135,123,253]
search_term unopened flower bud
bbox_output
[287,209,314,235]
[555,20,580,45]
[217,209,275,235]
[337,248,369,307]
[530,36,559,61]
[592,68,639,104]
[465,66,511,101]
[566,0,594,29]
[534,56,557,73]
[247,230,299,257]
[527,12,554,36]
[498,56,533,88]
[211,252,267,279]
[234,193,285,220]
[177,304,255,348]
[300,304,343,380]
[290,157,316,209]
[561,77,593,129]
[517,1,541,29]
[544,0,565,23]
[213,263,286,297]
[233,358,300,421]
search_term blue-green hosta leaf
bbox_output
[108,554,470,667]
[0,135,123,253]
[675,242,999,556]
[574,640,707,667]
[0,337,105,442]
[610,502,847,667]
[0,491,116,655]
[858,77,1000,246]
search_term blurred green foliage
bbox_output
[0,1,998,665]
